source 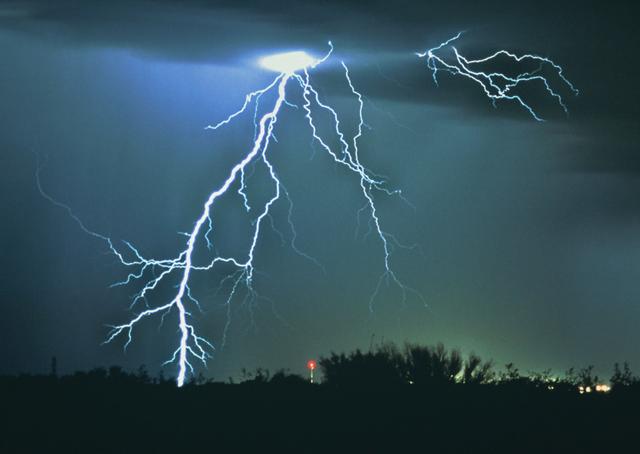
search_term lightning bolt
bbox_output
[39,43,418,386]
[417,32,578,120]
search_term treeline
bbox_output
[2,342,640,392]
[3,343,640,452]
[318,342,640,392]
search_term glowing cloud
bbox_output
[259,51,319,74]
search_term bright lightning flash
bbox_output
[39,43,418,387]
[417,32,578,120]
[258,51,318,74]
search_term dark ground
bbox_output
[2,377,637,453]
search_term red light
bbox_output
[307,360,316,370]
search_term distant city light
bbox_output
[579,384,611,394]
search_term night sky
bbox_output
[1,0,639,382]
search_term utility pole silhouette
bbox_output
[50,356,57,377]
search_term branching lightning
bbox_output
[417,32,578,120]
[39,34,577,387]
[39,43,417,386]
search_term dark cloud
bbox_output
[4,0,638,122]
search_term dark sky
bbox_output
[1,0,639,381]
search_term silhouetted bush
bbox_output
[269,369,309,386]
[319,342,496,387]
[611,362,639,390]
[319,343,404,387]
[402,342,462,385]
[462,352,494,384]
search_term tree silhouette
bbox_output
[269,369,310,386]
[462,353,494,384]
[319,343,404,386]
[499,362,521,383]
[611,362,638,389]
[402,342,462,385]
[576,365,599,389]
